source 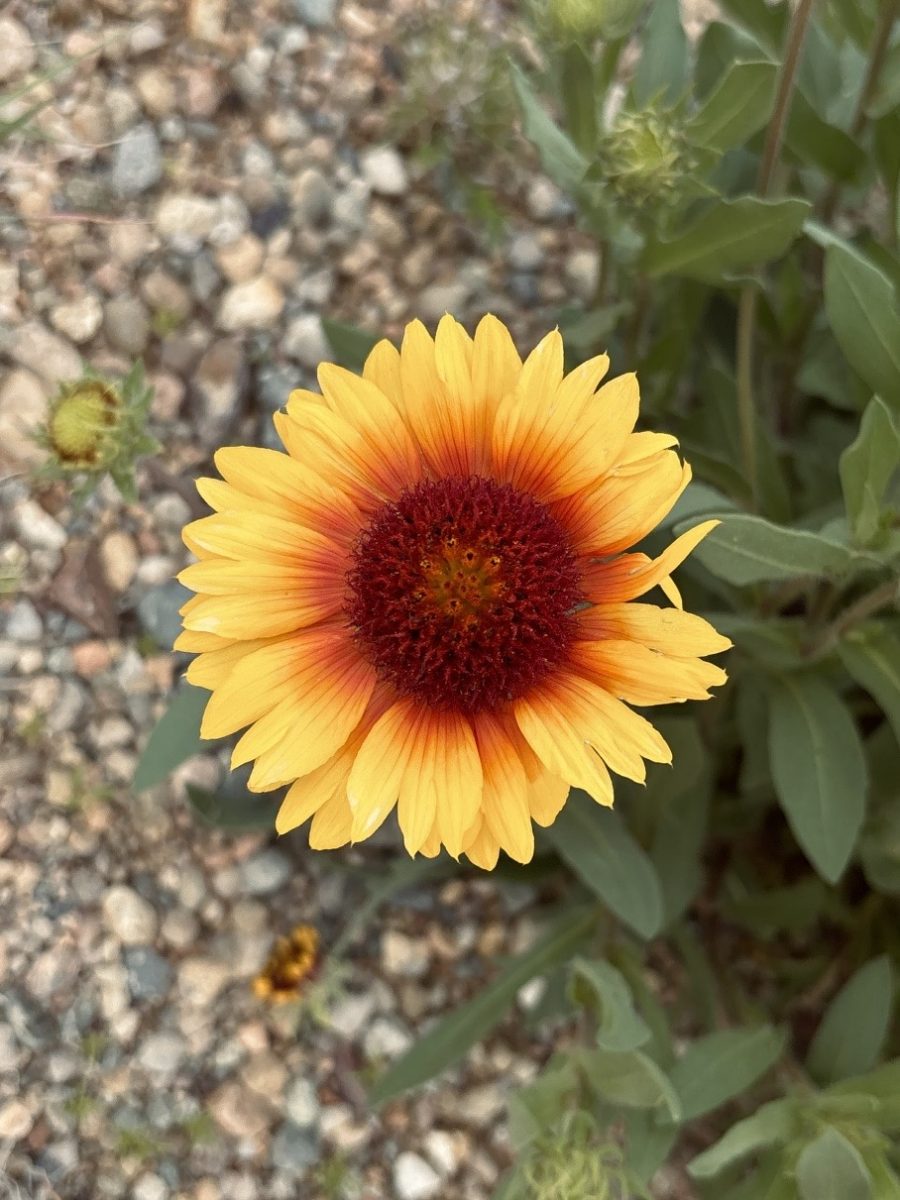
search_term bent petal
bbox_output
[473,712,535,864]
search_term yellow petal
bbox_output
[582,520,720,604]
[578,603,733,659]
[576,639,728,706]
[473,712,534,864]
[309,790,353,849]
[463,816,501,871]
[185,637,274,690]
[363,338,403,408]
[515,684,614,806]
[347,699,420,843]
[471,314,522,421]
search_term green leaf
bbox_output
[133,684,210,792]
[507,1059,578,1151]
[367,907,596,1106]
[561,43,597,156]
[547,793,664,938]
[571,959,651,1052]
[839,624,900,745]
[796,1128,873,1200]
[689,1099,796,1179]
[510,62,588,193]
[768,675,868,883]
[839,397,900,545]
[680,513,855,585]
[186,782,281,831]
[825,244,900,409]
[631,0,688,106]
[643,197,811,282]
[829,1060,900,1131]
[321,318,379,373]
[648,722,709,924]
[577,1047,681,1119]
[786,92,866,181]
[670,1025,785,1121]
[717,0,785,54]
[807,957,894,1085]
[687,61,777,152]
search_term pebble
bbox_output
[393,1152,442,1200]
[0,369,47,467]
[218,276,285,331]
[192,339,247,439]
[361,146,408,197]
[102,885,159,946]
[105,296,151,355]
[13,499,66,552]
[137,1032,187,1075]
[132,1172,169,1200]
[26,943,80,1001]
[0,1099,34,1142]
[418,280,470,323]
[112,123,164,196]
[6,598,43,642]
[50,293,104,344]
[240,850,292,896]
[508,232,544,272]
[382,930,429,978]
[101,530,140,593]
[292,167,334,226]
[188,0,228,43]
[216,234,265,284]
[424,1130,460,1178]
[12,322,82,386]
[328,992,377,1039]
[284,1079,319,1129]
[270,1123,318,1171]
[364,1018,413,1060]
[209,1082,271,1138]
[156,193,219,251]
[125,947,174,1001]
[0,19,35,82]
[283,313,330,368]
[177,957,233,1007]
[565,247,601,302]
[290,0,336,26]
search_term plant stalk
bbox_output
[807,577,900,659]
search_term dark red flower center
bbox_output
[345,476,583,713]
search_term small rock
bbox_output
[382,930,428,978]
[0,369,47,468]
[26,943,80,1001]
[527,177,568,221]
[105,296,150,355]
[209,1082,271,1139]
[136,67,177,117]
[5,598,42,642]
[177,957,232,1007]
[424,1130,460,1178]
[192,339,247,441]
[240,850,292,896]
[138,1031,186,1074]
[130,20,167,55]
[364,1018,413,1060]
[216,234,265,284]
[393,1152,441,1200]
[0,1099,34,1142]
[102,885,159,946]
[361,146,408,197]
[508,232,544,272]
[290,0,335,26]
[284,1079,319,1129]
[161,908,199,949]
[328,992,377,1039]
[0,19,35,83]
[50,293,104,344]
[13,499,66,552]
[141,270,192,321]
[132,1172,168,1200]
[125,947,174,1001]
[565,248,601,302]
[100,531,139,593]
[156,193,219,251]
[218,276,284,332]
[418,280,470,323]
[292,167,334,227]
[12,322,81,386]
[112,123,163,196]
[270,1122,318,1172]
[188,0,227,43]
[241,1052,288,1097]
[283,313,329,368]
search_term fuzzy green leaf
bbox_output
[807,957,894,1085]
[839,624,900,745]
[768,675,867,883]
[796,1129,873,1200]
[680,512,855,585]
[689,1099,796,1179]
[687,60,777,152]
[839,397,900,545]
[670,1025,785,1121]
[510,63,589,192]
[133,684,210,792]
[825,244,900,409]
[571,959,651,1052]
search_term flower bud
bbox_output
[48,379,122,469]
[599,106,690,210]
[549,0,644,40]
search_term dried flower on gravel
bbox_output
[252,924,320,1004]
[177,315,729,868]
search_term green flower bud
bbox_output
[515,1114,643,1200]
[549,0,644,40]
[599,106,691,210]
[48,379,122,468]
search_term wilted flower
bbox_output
[177,315,729,868]
[253,924,320,1003]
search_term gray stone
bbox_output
[393,1152,441,1200]
[112,123,163,196]
[361,146,408,197]
[137,1031,186,1074]
[5,598,42,642]
[26,943,80,1000]
[102,885,159,946]
[381,929,428,978]
[139,581,193,650]
[565,248,601,302]
[105,296,150,355]
[283,313,329,369]
[292,167,334,226]
[290,0,335,26]
[418,280,470,323]
[270,1122,318,1172]
[284,1079,319,1129]
[218,276,285,332]
[364,1017,413,1060]
[125,947,174,1001]
[192,339,247,440]
[508,232,544,272]
[240,850,292,896]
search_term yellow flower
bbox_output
[176,316,729,869]
[253,924,320,1003]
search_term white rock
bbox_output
[102,885,159,946]
[0,369,47,469]
[0,19,35,83]
[565,248,600,302]
[328,992,377,1039]
[51,293,104,344]
[177,957,232,1007]
[424,1130,459,1178]
[361,146,408,197]
[393,1152,442,1200]
[0,1099,34,1141]
[218,276,284,331]
[216,233,265,283]
[188,0,227,43]
[240,849,292,895]
[137,1032,187,1074]
[5,598,42,642]
[132,1173,168,1200]
[364,1017,413,1060]
[382,930,428,978]
[100,530,139,592]
[12,321,81,386]
[283,313,329,368]
[155,193,219,250]
[12,498,66,551]
[508,232,544,272]
[284,1079,319,1128]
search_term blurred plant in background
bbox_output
[138,0,900,1195]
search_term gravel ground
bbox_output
[0,2,702,1197]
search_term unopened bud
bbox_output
[549,0,644,40]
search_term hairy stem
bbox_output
[807,577,900,659]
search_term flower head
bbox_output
[177,316,729,869]
[253,924,320,1003]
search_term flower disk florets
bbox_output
[346,476,583,714]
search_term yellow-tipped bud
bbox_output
[48,380,122,468]
[549,0,644,40]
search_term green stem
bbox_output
[806,577,900,659]
[735,0,817,509]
